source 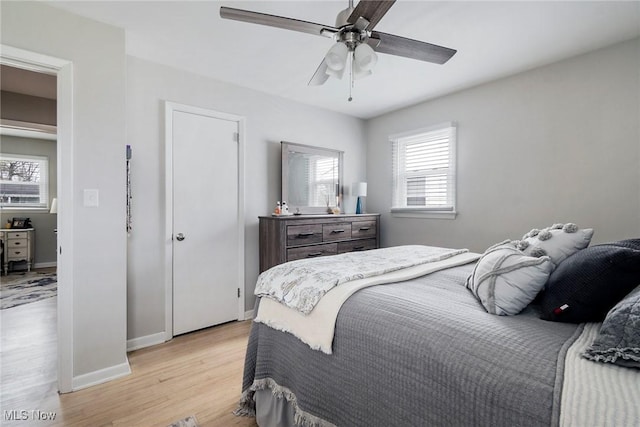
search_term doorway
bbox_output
[164,102,245,338]
[0,45,74,393]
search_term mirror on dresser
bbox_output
[281,142,343,214]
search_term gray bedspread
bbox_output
[238,263,582,427]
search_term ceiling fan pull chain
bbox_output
[348,51,354,102]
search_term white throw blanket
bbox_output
[255,245,469,314]
[255,251,481,354]
[560,323,640,426]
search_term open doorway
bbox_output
[0,45,74,394]
[0,64,59,405]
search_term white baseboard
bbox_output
[34,262,57,269]
[72,360,131,391]
[244,309,254,320]
[127,332,167,352]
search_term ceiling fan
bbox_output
[220,0,457,101]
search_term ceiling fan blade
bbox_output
[370,31,457,64]
[220,7,338,38]
[308,60,330,86]
[347,0,396,31]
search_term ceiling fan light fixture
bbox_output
[354,42,378,71]
[325,42,349,71]
[352,58,373,80]
[325,64,345,80]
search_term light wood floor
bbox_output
[1,293,258,427]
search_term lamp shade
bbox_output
[325,42,348,71]
[353,61,373,80]
[353,182,367,197]
[50,198,58,214]
[354,43,377,71]
[325,65,345,79]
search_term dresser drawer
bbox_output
[322,223,352,242]
[287,224,323,246]
[287,243,337,261]
[7,239,27,248]
[7,248,29,259]
[7,231,27,239]
[351,220,377,239]
[337,238,378,254]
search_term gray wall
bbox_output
[366,37,640,253]
[0,134,57,265]
[1,91,57,126]
[126,56,366,341]
[2,2,128,379]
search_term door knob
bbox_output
[176,233,185,241]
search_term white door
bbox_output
[171,108,240,335]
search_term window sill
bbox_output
[390,209,457,220]
[0,207,49,212]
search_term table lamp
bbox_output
[353,182,367,214]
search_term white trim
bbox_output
[164,101,246,340]
[34,261,57,269]
[0,120,57,141]
[244,309,254,320]
[164,104,173,342]
[71,361,131,391]
[389,121,455,141]
[237,117,246,321]
[0,44,75,394]
[391,210,457,220]
[126,332,167,352]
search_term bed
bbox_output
[236,232,640,427]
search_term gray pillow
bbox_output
[582,286,640,368]
[518,223,593,269]
[466,240,553,316]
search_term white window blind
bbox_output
[391,123,456,214]
[0,154,49,209]
[310,156,339,206]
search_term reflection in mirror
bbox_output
[282,142,343,214]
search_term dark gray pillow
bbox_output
[583,286,640,368]
[539,239,640,323]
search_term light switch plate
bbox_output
[84,189,99,207]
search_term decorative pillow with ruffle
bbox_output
[583,286,640,368]
[466,240,553,316]
[516,223,593,269]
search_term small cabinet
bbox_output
[0,228,35,275]
[259,214,380,272]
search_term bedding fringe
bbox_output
[234,377,335,427]
[582,347,640,364]
[233,388,256,417]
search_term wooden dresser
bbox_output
[258,214,380,273]
[0,228,35,275]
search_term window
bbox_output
[309,155,339,207]
[0,154,49,209]
[391,123,457,218]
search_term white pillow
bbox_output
[466,240,553,316]
[517,223,593,269]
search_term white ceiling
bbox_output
[48,1,640,119]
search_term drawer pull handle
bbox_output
[297,232,315,237]
[307,252,323,257]
[14,251,22,255]
[352,246,365,251]
[14,242,21,245]
[359,227,370,231]
[331,229,345,234]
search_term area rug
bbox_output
[166,415,199,427]
[1,271,57,310]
